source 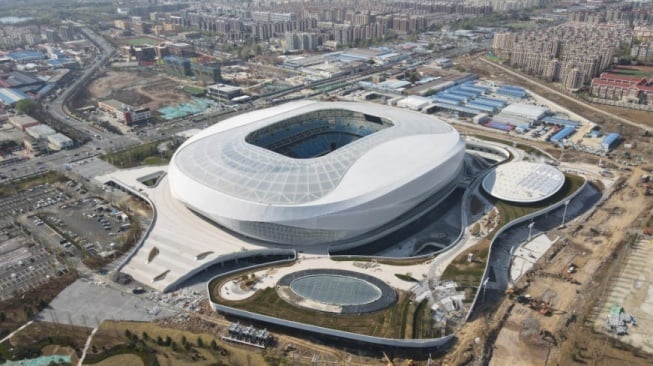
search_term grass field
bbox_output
[87,321,264,366]
[222,287,411,338]
[101,140,177,169]
[121,37,158,46]
[211,280,424,339]
[181,85,206,97]
[610,66,653,78]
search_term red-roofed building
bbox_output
[591,72,653,104]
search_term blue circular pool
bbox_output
[289,274,382,306]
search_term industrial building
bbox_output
[492,103,548,128]
[397,95,431,110]
[207,83,242,100]
[0,71,46,93]
[0,88,30,106]
[5,50,46,64]
[97,99,151,125]
[601,133,621,151]
[47,133,74,150]
[9,114,40,131]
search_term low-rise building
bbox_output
[47,133,73,150]
[25,124,56,140]
[591,71,653,105]
[97,99,151,125]
[207,83,242,99]
[9,114,40,131]
[24,124,56,154]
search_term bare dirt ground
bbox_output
[444,163,653,365]
[77,70,190,111]
[438,55,653,365]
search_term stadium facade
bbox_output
[168,101,465,246]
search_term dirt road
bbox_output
[478,58,649,131]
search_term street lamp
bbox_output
[527,221,535,241]
[561,199,571,227]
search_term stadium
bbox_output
[168,101,466,246]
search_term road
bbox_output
[479,57,649,131]
[0,28,490,183]
[0,26,140,180]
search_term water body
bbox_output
[0,16,33,24]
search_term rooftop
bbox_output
[482,162,565,203]
[0,88,30,105]
[501,103,549,120]
[9,114,39,126]
[25,124,56,138]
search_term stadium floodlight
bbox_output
[561,199,571,228]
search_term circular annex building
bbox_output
[482,161,565,203]
[168,101,465,245]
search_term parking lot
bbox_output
[0,232,65,301]
[42,196,131,257]
[0,184,65,227]
[0,175,137,300]
[67,156,117,179]
[23,192,132,265]
[37,280,176,327]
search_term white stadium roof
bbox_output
[169,100,465,245]
[171,101,457,206]
[482,162,565,203]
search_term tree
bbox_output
[15,99,41,114]
[210,339,218,350]
[197,337,204,348]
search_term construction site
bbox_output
[435,54,653,366]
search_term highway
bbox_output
[0,26,489,182]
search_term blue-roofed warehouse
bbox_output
[550,126,576,145]
[601,133,621,151]
[6,50,46,64]
[475,97,507,108]
[459,83,488,94]
[0,88,30,106]
[430,102,484,116]
[497,86,527,98]
[465,102,497,113]
[446,88,479,98]
[431,96,462,105]
[436,92,467,103]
